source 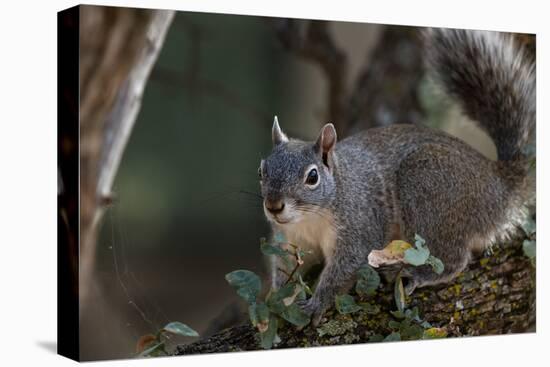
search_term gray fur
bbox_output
[259,29,535,326]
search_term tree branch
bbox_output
[273,19,348,135]
[175,237,534,354]
[345,26,424,133]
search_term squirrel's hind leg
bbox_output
[400,250,470,295]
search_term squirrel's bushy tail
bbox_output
[425,29,535,162]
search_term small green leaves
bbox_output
[368,334,385,342]
[520,216,536,262]
[268,285,309,326]
[280,303,310,327]
[282,284,303,306]
[426,255,445,274]
[369,235,444,276]
[386,234,445,274]
[249,302,270,330]
[260,237,289,258]
[414,233,426,246]
[404,235,430,266]
[260,316,278,349]
[225,270,261,304]
[163,322,199,337]
[523,239,536,259]
[267,283,296,313]
[394,275,406,312]
[388,310,426,340]
[391,306,421,322]
[383,332,401,342]
[264,283,310,327]
[229,235,319,349]
[385,303,439,342]
[335,294,362,314]
[359,302,380,314]
[399,321,424,340]
[423,327,448,339]
[521,217,536,237]
[137,320,199,358]
[297,275,313,296]
[356,264,381,296]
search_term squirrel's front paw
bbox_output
[297,298,326,327]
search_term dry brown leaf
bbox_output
[136,334,157,353]
[257,320,269,333]
[368,240,413,268]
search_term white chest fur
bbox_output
[275,209,338,264]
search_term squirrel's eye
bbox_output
[305,168,318,185]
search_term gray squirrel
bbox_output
[258,28,535,326]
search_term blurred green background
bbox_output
[84,11,319,360]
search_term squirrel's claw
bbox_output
[297,298,325,327]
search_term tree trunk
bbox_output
[175,236,534,354]
[78,5,175,313]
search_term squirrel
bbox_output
[258,28,535,326]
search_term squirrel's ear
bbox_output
[315,123,337,153]
[272,116,289,146]
[315,123,337,169]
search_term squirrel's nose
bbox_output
[265,199,285,214]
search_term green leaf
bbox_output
[225,270,262,304]
[426,255,445,274]
[260,237,294,271]
[368,334,384,342]
[260,238,289,258]
[298,275,313,296]
[394,275,406,312]
[237,287,257,304]
[356,265,381,296]
[383,332,401,342]
[406,306,420,321]
[400,323,424,340]
[359,302,380,314]
[390,310,406,319]
[282,284,303,306]
[163,322,199,337]
[420,320,432,329]
[388,320,402,329]
[267,283,296,314]
[423,327,448,339]
[335,294,362,314]
[260,316,278,349]
[249,302,270,327]
[280,303,310,327]
[249,304,258,326]
[523,239,536,259]
[404,241,430,266]
[138,342,165,357]
[415,234,426,247]
[521,218,536,237]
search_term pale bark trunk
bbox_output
[78,5,175,314]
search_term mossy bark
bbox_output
[175,236,535,355]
